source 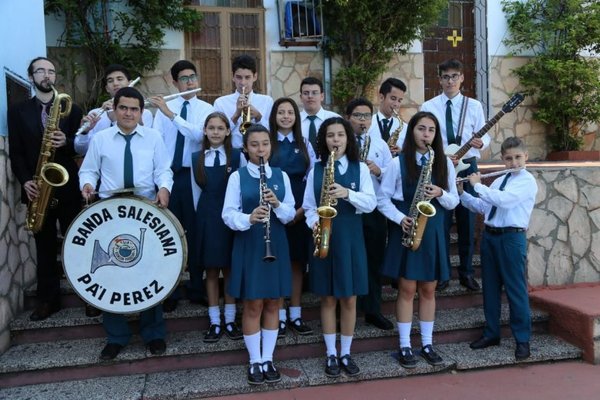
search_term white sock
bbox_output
[243,331,262,365]
[420,320,434,347]
[208,306,221,327]
[340,335,353,358]
[224,303,236,325]
[261,328,279,363]
[278,308,287,323]
[398,322,412,348]
[323,333,337,357]
[289,306,301,322]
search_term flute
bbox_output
[75,77,141,136]
[456,167,524,183]
[144,88,202,107]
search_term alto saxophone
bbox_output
[402,145,437,251]
[359,126,370,162]
[387,110,404,149]
[313,148,338,258]
[239,86,253,135]
[26,85,72,233]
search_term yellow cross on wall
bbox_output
[447,30,463,47]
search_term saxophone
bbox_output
[26,85,72,233]
[313,148,338,258]
[387,110,404,149]
[402,144,437,251]
[359,126,370,162]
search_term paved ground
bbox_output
[210,361,600,400]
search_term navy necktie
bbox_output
[213,149,220,167]
[307,115,317,150]
[446,99,456,145]
[420,155,427,167]
[120,132,136,188]
[41,103,49,129]
[172,100,189,172]
[381,118,390,141]
[487,173,511,221]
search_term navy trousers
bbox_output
[103,305,165,345]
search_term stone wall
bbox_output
[0,136,37,354]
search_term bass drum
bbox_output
[62,196,187,314]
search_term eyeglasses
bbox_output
[178,74,198,83]
[440,73,461,82]
[33,68,56,76]
[351,112,372,120]
[301,90,321,97]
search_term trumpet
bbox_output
[144,87,202,107]
[239,86,253,135]
[455,167,524,183]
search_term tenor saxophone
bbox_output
[26,85,72,233]
[402,145,437,251]
[313,148,338,258]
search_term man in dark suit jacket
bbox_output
[8,56,83,321]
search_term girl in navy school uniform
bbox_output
[268,97,316,337]
[222,124,295,385]
[377,111,459,369]
[302,117,376,378]
[191,112,245,343]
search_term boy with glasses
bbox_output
[421,59,488,292]
[299,77,340,151]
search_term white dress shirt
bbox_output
[222,161,295,231]
[459,169,537,228]
[368,111,408,148]
[299,107,341,141]
[190,145,248,209]
[152,96,214,168]
[377,153,459,225]
[357,133,393,192]
[79,124,173,200]
[421,93,489,159]
[213,91,273,149]
[75,108,153,155]
[302,155,376,229]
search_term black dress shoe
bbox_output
[420,344,444,366]
[339,354,360,376]
[324,355,341,378]
[99,343,123,360]
[398,347,417,369]
[459,276,481,291]
[30,302,61,321]
[204,324,222,343]
[470,336,500,349]
[147,339,166,355]
[365,312,394,330]
[289,318,313,335]
[262,361,281,383]
[162,298,178,313]
[85,304,102,317]
[224,322,243,340]
[278,320,287,338]
[436,280,449,291]
[515,342,531,360]
[247,363,265,385]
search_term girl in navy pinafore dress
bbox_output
[302,117,376,378]
[377,111,459,368]
[222,124,295,385]
[268,97,316,337]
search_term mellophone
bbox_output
[62,196,187,314]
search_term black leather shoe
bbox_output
[204,324,222,343]
[365,312,394,330]
[470,336,500,349]
[224,322,243,340]
[85,304,101,317]
[420,344,444,366]
[459,276,481,291]
[147,339,166,355]
[324,355,341,378]
[436,280,449,292]
[515,342,531,360]
[289,318,313,335]
[262,361,281,383]
[30,302,61,321]
[339,354,360,376]
[278,320,287,338]
[398,347,417,369]
[247,363,265,385]
[99,343,123,360]
[162,298,178,313]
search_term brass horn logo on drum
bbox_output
[91,228,146,273]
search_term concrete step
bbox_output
[0,304,550,388]
[0,333,581,398]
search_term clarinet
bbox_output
[259,156,276,262]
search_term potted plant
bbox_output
[502,0,600,160]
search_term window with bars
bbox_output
[276,0,323,47]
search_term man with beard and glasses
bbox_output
[8,56,83,321]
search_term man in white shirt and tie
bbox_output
[368,77,408,155]
[298,77,340,152]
